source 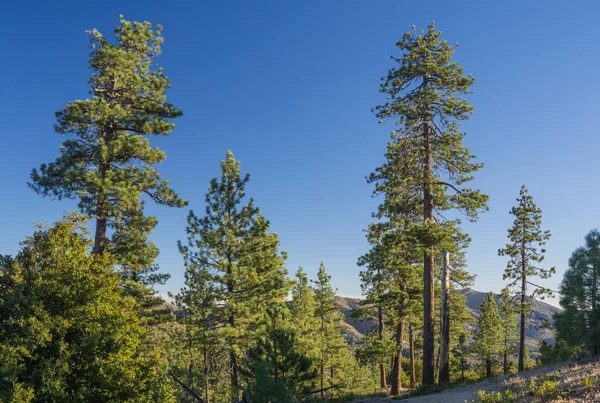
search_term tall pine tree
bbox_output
[499,185,554,371]
[180,151,289,403]
[29,17,186,285]
[373,22,488,384]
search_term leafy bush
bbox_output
[526,378,562,402]
[472,389,516,403]
[581,376,596,389]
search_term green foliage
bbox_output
[472,389,516,403]
[0,214,171,402]
[555,229,600,357]
[539,339,574,366]
[499,185,554,371]
[246,303,318,402]
[526,378,562,402]
[312,263,353,398]
[290,267,321,359]
[372,21,488,384]
[581,376,596,389]
[177,151,289,400]
[473,293,503,377]
[499,290,519,373]
[499,185,555,300]
[29,16,185,281]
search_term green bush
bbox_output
[581,376,596,389]
[471,389,516,403]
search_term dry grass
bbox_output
[351,358,600,403]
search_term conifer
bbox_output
[373,22,488,383]
[499,185,554,371]
[179,151,289,402]
[473,293,503,378]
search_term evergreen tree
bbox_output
[0,214,171,402]
[312,263,347,399]
[245,303,318,402]
[472,293,503,378]
[180,151,289,402]
[499,290,519,374]
[451,334,470,382]
[499,185,555,371]
[175,234,225,403]
[289,267,320,360]
[554,229,600,356]
[29,16,186,278]
[373,22,488,384]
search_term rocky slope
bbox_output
[336,288,562,353]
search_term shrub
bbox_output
[471,389,516,403]
[581,376,596,389]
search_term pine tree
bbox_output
[312,263,347,399]
[356,235,395,391]
[499,185,555,371]
[555,230,600,356]
[0,214,171,402]
[499,290,519,374]
[373,22,488,384]
[176,235,225,403]
[29,16,186,278]
[246,303,318,402]
[289,267,321,360]
[180,151,289,402]
[451,334,470,382]
[473,293,503,378]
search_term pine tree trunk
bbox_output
[486,358,492,378]
[378,306,387,389]
[439,250,450,383]
[435,346,440,382]
[318,356,323,399]
[503,350,508,375]
[391,321,404,395]
[93,215,108,254]
[409,325,416,389]
[204,342,210,403]
[519,271,526,372]
[321,318,325,399]
[592,262,598,356]
[422,119,436,386]
[229,313,238,403]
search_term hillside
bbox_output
[336,289,562,353]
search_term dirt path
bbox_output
[351,364,573,403]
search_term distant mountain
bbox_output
[336,288,562,354]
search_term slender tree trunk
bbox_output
[409,325,416,389]
[422,119,436,385]
[503,350,508,375]
[519,271,526,372]
[93,213,108,254]
[435,346,440,382]
[439,250,450,383]
[486,358,492,378]
[320,319,325,399]
[229,312,238,403]
[203,340,210,403]
[391,321,404,395]
[592,264,598,356]
[378,306,387,389]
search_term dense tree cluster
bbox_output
[0,14,589,403]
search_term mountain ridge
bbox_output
[336,288,562,354]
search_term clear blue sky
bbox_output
[2,1,599,306]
